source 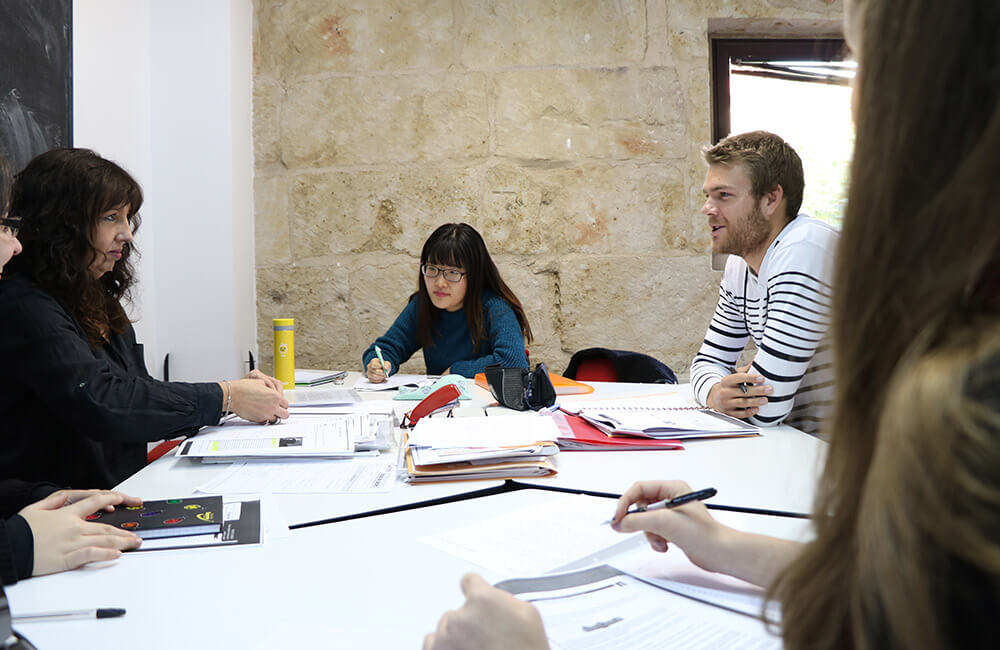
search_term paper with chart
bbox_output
[195,459,396,494]
[495,565,780,649]
[178,418,360,460]
[418,494,641,576]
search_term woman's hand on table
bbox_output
[20,490,143,576]
[424,573,549,650]
[228,377,289,423]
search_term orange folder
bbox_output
[474,371,595,396]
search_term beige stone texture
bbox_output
[254,175,292,266]
[255,0,455,79]
[256,263,352,374]
[289,168,482,259]
[252,0,844,379]
[495,68,687,162]
[280,74,489,168]
[458,0,646,68]
[559,255,722,379]
[482,163,692,256]
[494,256,562,369]
[253,80,281,170]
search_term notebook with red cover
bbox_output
[551,411,683,451]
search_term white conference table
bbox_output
[6,488,812,649]
[115,373,509,527]
[492,380,827,516]
[116,376,827,525]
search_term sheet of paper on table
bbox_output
[418,494,640,577]
[284,399,401,416]
[495,565,781,650]
[194,459,396,494]
[353,373,429,391]
[286,387,360,407]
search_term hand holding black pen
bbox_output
[603,487,716,525]
[706,367,771,419]
[607,480,730,573]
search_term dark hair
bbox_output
[771,1,1000,649]
[413,223,532,350]
[7,148,143,345]
[0,155,10,215]
[702,130,804,221]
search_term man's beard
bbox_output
[715,203,771,258]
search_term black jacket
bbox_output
[0,276,222,489]
[0,479,60,585]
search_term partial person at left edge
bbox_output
[0,154,143,585]
[0,148,289,490]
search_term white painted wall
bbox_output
[73,0,254,382]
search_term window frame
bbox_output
[711,38,847,144]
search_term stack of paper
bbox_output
[178,414,387,462]
[404,414,559,482]
[286,387,360,407]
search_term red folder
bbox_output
[552,412,683,451]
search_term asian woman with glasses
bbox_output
[362,223,533,381]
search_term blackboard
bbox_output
[0,0,72,174]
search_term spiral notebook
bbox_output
[563,403,759,440]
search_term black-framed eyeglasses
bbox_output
[0,586,37,650]
[0,216,20,239]
[421,264,466,283]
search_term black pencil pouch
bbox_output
[483,362,557,411]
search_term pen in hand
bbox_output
[602,487,717,525]
[374,345,389,377]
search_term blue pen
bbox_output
[374,345,389,377]
[536,403,561,416]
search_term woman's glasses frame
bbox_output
[421,263,466,283]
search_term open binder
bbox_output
[563,404,759,440]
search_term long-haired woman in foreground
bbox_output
[424,0,1000,647]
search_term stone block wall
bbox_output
[252,0,842,379]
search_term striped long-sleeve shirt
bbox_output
[691,217,839,436]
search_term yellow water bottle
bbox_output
[273,318,295,390]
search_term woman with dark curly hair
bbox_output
[0,148,289,489]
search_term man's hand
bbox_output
[706,364,771,418]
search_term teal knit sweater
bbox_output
[362,292,528,377]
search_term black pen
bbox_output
[13,607,126,623]
[603,488,717,525]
